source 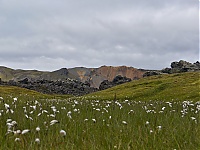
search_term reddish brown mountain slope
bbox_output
[96,66,143,81]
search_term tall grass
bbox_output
[0,94,199,150]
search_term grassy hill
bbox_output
[83,72,200,101]
[0,72,199,102]
[0,85,72,100]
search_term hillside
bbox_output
[0,72,199,101]
[83,72,200,101]
[0,66,144,88]
[0,85,72,99]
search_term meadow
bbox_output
[0,95,199,150]
[0,72,199,150]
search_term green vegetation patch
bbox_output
[84,72,200,101]
[0,86,72,100]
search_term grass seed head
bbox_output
[60,130,66,137]
[36,126,40,132]
[15,138,20,142]
[22,129,30,135]
[35,138,40,144]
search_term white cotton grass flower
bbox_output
[60,130,66,137]
[36,126,40,132]
[35,138,40,144]
[50,120,59,126]
[15,138,20,142]
[67,111,72,119]
[128,110,134,114]
[157,126,162,131]
[6,118,12,123]
[14,130,21,135]
[122,121,127,125]
[11,121,17,125]
[161,107,166,111]
[191,117,197,124]
[191,117,196,120]
[50,114,55,118]
[21,129,30,134]
[92,119,96,123]
[84,118,88,122]
[13,97,17,101]
[4,103,10,109]
[145,121,150,125]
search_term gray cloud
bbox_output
[0,0,198,71]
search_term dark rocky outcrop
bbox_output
[143,60,200,77]
[162,60,200,74]
[99,75,131,90]
[0,78,98,96]
[143,71,161,77]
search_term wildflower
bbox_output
[4,103,10,109]
[128,110,134,114]
[84,118,88,122]
[92,119,96,123]
[122,121,127,125]
[11,121,17,126]
[74,108,78,112]
[60,130,66,137]
[157,126,162,131]
[32,105,36,110]
[50,120,59,126]
[145,121,150,125]
[50,114,55,118]
[150,130,153,133]
[191,117,197,124]
[25,114,29,119]
[6,119,12,123]
[13,97,17,101]
[15,138,20,142]
[191,117,196,120]
[36,126,40,132]
[35,138,40,144]
[29,117,33,121]
[161,107,166,111]
[67,111,72,119]
[16,130,21,134]
[22,129,30,134]
[42,110,48,113]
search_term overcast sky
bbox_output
[0,0,199,71]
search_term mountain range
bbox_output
[0,65,145,88]
[0,60,199,96]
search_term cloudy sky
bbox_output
[0,0,198,71]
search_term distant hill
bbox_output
[0,60,199,91]
[84,72,200,101]
[0,66,144,88]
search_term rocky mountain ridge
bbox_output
[0,65,144,88]
[0,60,199,96]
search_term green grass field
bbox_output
[84,72,200,101]
[0,72,199,149]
